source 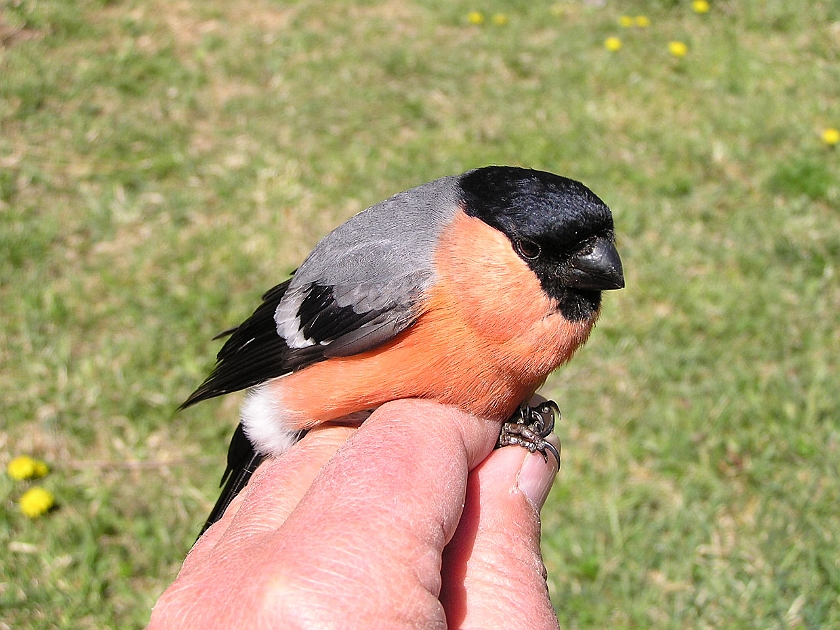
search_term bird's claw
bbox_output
[497,400,562,467]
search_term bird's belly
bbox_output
[268,299,593,428]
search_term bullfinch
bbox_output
[182,166,624,533]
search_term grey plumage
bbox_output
[275,175,462,356]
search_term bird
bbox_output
[182,166,624,533]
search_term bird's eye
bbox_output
[515,238,541,260]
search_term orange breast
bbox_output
[270,211,598,428]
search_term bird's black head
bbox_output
[459,166,624,322]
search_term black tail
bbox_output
[200,423,264,536]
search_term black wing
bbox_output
[180,279,322,409]
[181,277,421,409]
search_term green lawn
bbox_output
[2,0,839,627]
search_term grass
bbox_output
[1,0,839,627]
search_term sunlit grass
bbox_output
[2,0,839,628]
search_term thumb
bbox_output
[441,438,561,630]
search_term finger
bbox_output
[180,423,357,574]
[222,423,358,536]
[440,435,561,630]
[250,399,502,627]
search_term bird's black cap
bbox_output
[459,166,624,321]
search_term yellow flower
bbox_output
[668,41,689,57]
[822,128,840,146]
[7,455,49,480]
[635,15,651,27]
[467,11,484,25]
[692,0,711,13]
[33,460,49,477]
[492,13,508,26]
[619,15,634,27]
[19,487,55,518]
[604,36,622,52]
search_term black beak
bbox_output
[564,236,625,290]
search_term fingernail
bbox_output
[517,436,560,510]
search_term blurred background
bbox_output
[2,1,838,627]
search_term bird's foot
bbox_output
[497,400,562,467]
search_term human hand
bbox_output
[148,399,561,629]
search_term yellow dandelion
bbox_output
[7,455,49,481]
[492,13,508,26]
[467,11,485,25]
[8,455,36,480]
[635,15,651,27]
[668,41,689,57]
[33,460,49,477]
[19,487,55,518]
[604,36,622,52]
[619,15,634,27]
[822,128,840,146]
[692,0,711,14]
